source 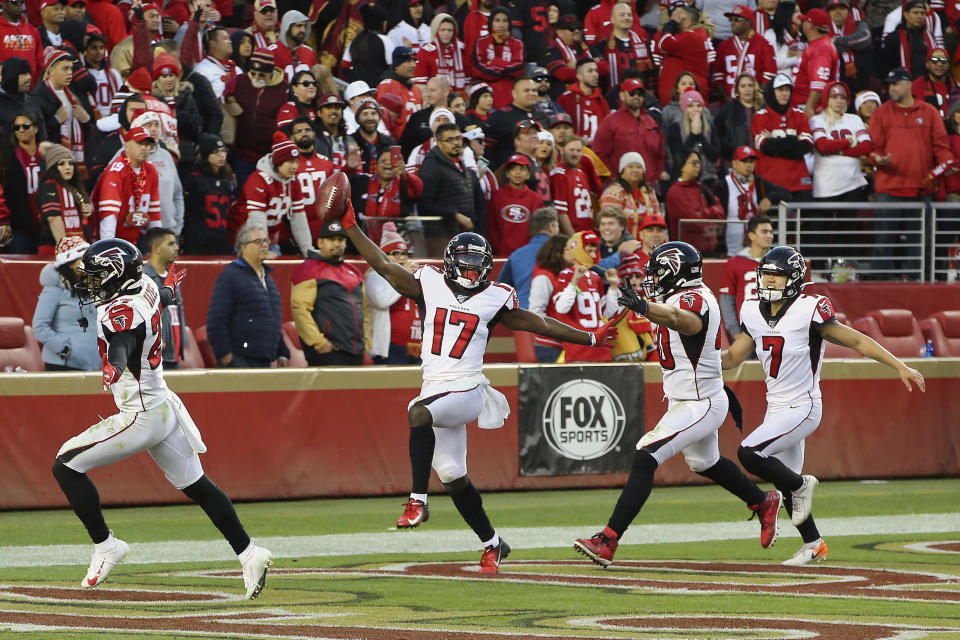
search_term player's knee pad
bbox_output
[737,445,763,473]
[408,405,433,429]
[441,475,469,495]
[433,452,467,485]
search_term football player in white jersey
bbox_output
[574,241,782,568]
[52,238,273,598]
[331,201,619,573]
[723,246,925,565]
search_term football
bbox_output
[316,172,350,223]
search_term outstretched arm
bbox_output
[341,203,420,299]
[721,331,755,370]
[819,322,926,391]
[500,307,618,347]
[618,279,703,335]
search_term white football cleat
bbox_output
[782,539,829,566]
[790,475,819,526]
[241,545,273,599]
[81,537,129,587]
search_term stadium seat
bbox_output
[823,312,861,358]
[0,317,43,371]
[193,325,218,368]
[180,326,205,369]
[281,322,308,367]
[851,309,924,358]
[919,311,960,357]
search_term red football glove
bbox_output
[590,317,619,349]
[341,200,357,230]
[164,263,186,290]
[102,363,121,391]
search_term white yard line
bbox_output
[0,513,958,569]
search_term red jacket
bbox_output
[376,75,421,136]
[471,33,525,108]
[593,106,665,184]
[462,9,490,76]
[792,35,839,110]
[556,83,610,143]
[869,99,954,197]
[487,184,544,257]
[712,34,777,100]
[549,163,594,232]
[752,104,813,193]
[655,28,714,106]
[665,179,724,255]
[0,16,43,83]
[230,162,306,247]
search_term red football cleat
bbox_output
[751,490,783,549]
[396,499,429,529]
[573,526,619,568]
[478,539,510,574]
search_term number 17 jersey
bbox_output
[416,265,518,383]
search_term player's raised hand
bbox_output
[899,365,925,392]
[590,317,619,349]
[618,277,649,315]
[164,263,186,290]
[102,363,121,392]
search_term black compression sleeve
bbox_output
[106,331,138,372]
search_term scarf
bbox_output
[55,182,86,237]
[554,36,578,64]
[121,152,149,228]
[481,35,521,65]
[899,26,936,70]
[47,80,86,176]
[606,30,651,86]
[830,18,857,77]
[204,55,239,88]
[435,39,467,90]
[730,173,758,220]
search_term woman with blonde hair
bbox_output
[599,151,662,237]
[665,89,720,187]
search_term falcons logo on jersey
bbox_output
[92,247,127,280]
[656,247,685,274]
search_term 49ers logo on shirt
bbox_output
[500,204,531,223]
[125,210,149,227]
[108,304,134,332]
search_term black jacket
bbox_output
[0,57,36,137]
[715,100,755,162]
[665,120,721,180]
[482,103,550,168]
[26,82,90,145]
[181,168,235,254]
[205,258,290,362]
[398,105,471,155]
[418,145,485,236]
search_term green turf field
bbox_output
[1,478,959,639]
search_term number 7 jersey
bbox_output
[97,276,170,412]
[416,265,518,382]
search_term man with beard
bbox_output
[912,46,958,119]
[556,59,609,144]
[376,46,421,137]
[315,93,360,172]
[530,65,563,120]
[350,99,395,174]
[543,14,606,100]
[593,78,666,187]
[229,48,289,185]
[349,146,423,244]
[267,9,315,83]
[291,220,366,366]
[288,116,334,240]
[485,77,549,168]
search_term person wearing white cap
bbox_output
[752,73,813,198]
[343,80,392,137]
[364,223,422,365]
[405,105,476,173]
[854,90,880,125]
[31,236,99,371]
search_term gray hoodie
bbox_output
[31,263,100,370]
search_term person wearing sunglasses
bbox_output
[246,0,278,48]
[228,47,288,186]
[276,70,319,131]
[593,77,667,191]
[0,111,42,253]
[912,46,959,120]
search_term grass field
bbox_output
[1,478,959,639]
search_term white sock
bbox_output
[410,493,428,504]
[482,533,499,549]
[94,532,116,554]
[237,539,256,563]
[803,538,822,549]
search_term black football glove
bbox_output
[618,277,650,316]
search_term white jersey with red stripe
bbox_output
[416,264,518,383]
[658,285,724,401]
[97,276,169,413]
[739,293,836,406]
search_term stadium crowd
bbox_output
[6,0,960,370]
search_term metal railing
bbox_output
[928,203,960,282]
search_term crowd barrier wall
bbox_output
[1,359,956,510]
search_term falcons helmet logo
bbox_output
[92,247,127,281]
[787,252,804,270]
[656,247,685,275]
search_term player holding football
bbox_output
[722,246,925,565]
[326,195,618,573]
[574,241,782,568]
[52,238,273,598]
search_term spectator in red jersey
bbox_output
[530,233,569,362]
[944,98,960,201]
[793,9,839,118]
[246,0,278,49]
[556,59,609,144]
[181,134,235,255]
[288,116,334,240]
[37,142,90,253]
[717,73,762,161]
[544,14,602,100]
[462,0,494,76]
[291,220,366,366]
[376,46,421,137]
[550,136,595,235]
[365,224,422,365]
[712,145,789,255]
[0,0,48,83]
[593,78,667,189]
[752,73,813,199]
[592,2,653,90]
[471,7,525,109]
[268,9,316,83]
[349,146,422,245]
[413,13,467,91]
[83,0,126,50]
[275,69,318,131]
[713,5,777,101]
[94,126,162,244]
[869,67,953,279]
[718,214,774,341]
[552,230,616,363]
[912,47,959,119]
[665,151,725,256]
[635,213,668,266]
[465,82,493,129]
[665,90,720,187]
[229,131,311,257]
[600,151,663,239]
[487,153,544,257]
[654,3,714,108]
[229,47,289,186]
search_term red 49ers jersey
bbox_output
[295,153,334,238]
[719,253,761,324]
[97,277,169,413]
[659,286,723,401]
[739,294,836,406]
[416,265,518,382]
[96,157,162,244]
[553,267,610,362]
[549,164,594,233]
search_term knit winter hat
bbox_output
[271,131,299,166]
[130,108,161,129]
[55,236,90,267]
[428,106,455,130]
[379,223,409,254]
[679,89,704,112]
[44,143,73,168]
[126,67,153,93]
[199,133,226,157]
[619,151,645,174]
[854,90,880,112]
[152,53,180,80]
[249,47,275,73]
[43,46,73,68]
